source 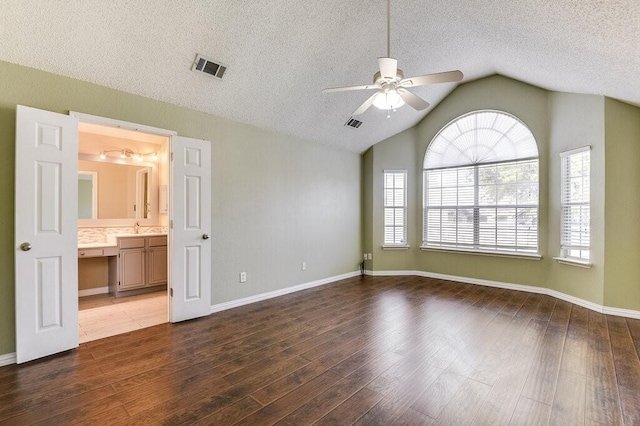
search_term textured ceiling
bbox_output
[1,1,639,153]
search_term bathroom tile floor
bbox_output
[78,290,167,343]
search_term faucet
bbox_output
[134,221,140,234]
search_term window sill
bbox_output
[420,246,542,260]
[553,257,592,268]
[382,245,411,250]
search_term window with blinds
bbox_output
[423,111,539,254]
[560,147,590,261]
[384,171,407,246]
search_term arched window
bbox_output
[423,110,539,254]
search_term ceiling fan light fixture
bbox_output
[321,0,462,118]
[372,89,405,110]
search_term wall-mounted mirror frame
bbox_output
[78,170,98,219]
[78,153,159,227]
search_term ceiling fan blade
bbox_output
[322,84,378,93]
[400,70,463,87]
[378,57,398,79]
[397,88,430,111]
[352,92,380,116]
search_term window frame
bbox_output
[383,170,408,248]
[421,110,540,258]
[558,146,591,264]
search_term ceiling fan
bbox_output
[322,0,463,118]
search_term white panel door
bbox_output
[15,105,79,363]
[170,136,211,322]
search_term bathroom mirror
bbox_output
[78,171,97,219]
[78,154,159,226]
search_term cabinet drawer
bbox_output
[119,238,146,249]
[148,236,167,247]
[78,248,104,258]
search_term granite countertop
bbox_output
[114,233,167,238]
[78,233,167,249]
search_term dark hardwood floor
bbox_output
[1,275,639,425]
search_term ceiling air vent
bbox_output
[344,117,363,129]
[192,54,227,79]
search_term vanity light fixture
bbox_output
[97,148,160,161]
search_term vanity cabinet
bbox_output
[108,235,167,297]
[147,237,168,286]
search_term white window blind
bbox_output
[384,171,407,245]
[560,147,590,261]
[423,111,539,254]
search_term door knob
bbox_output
[20,242,32,251]
[202,234,209,240]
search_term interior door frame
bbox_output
[70,111,178,321]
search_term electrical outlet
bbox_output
[239,271,247,283]
[301,262,306,271]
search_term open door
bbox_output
[15,105,79,363]
[170,136,212,322]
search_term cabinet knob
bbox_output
[202,234,209,240]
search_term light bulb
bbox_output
[373,89,405,110]
[152,152,158,161]
[372,92,388,110]
[135,154,143,162]
[99,152,106,160]
[386,90,404,108]
[120,150,127,159]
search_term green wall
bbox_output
[547,93,605,304]
[371,126,418,271]
[364,75,640,312]
[604,98,640,310]
[0,60,362,355]
[362,147,374,268]
[370,76,551,286]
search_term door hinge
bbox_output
[170,220,173,229]
[170,152,174,161]
[170,288,173,297]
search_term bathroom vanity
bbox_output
[78,233,167,297]
[108,234,167,297]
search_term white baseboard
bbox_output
[210,271,362,314]
[603,306,640,320]
[369,269,640,320]
[78,286,109,297]
[365,269,415,276]
[0,352,16,367]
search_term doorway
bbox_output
[15,105,213,363]
[76,121,170,343]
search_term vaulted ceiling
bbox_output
[1,1,638,153]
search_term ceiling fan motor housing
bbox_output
[374,69,404,84]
